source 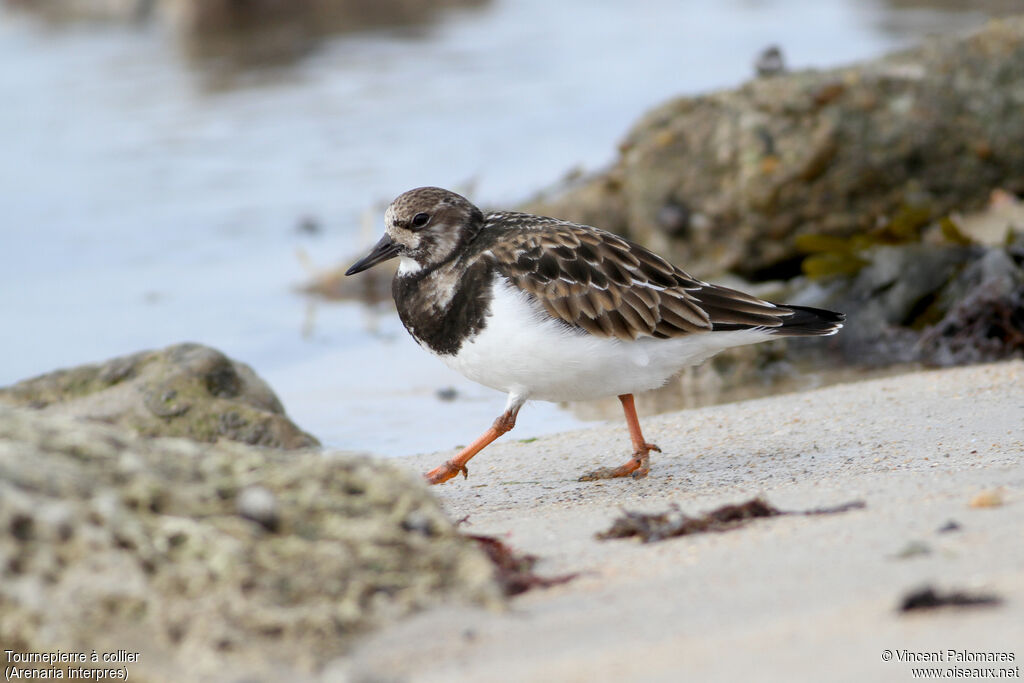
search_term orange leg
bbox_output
[425,405,520,485]
[578,393,661,481]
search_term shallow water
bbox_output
[0,0,1003,455]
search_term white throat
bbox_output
[397,257,423,275]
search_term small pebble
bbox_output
[891,540,931,559]
[436,387,458,401]
[755,45,786,77]
[296,216,322,235]
[968,489,1004,508]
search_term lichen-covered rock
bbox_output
[527,17,1024,280]
[0,407,498,682]
[781,232,1024,366]
[0,343,318,450]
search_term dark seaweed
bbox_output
[899,586,1003,612]
[596,497,865,543]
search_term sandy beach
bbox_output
[340,361,1024,682]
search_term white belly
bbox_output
[438,278,774,403]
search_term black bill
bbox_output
[345,234,400,275]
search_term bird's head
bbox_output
[345,187,485,276]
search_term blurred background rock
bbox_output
[5,0,490,83]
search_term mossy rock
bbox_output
[0,343,318,450]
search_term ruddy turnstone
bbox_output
[346,187,844,485]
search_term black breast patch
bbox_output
[393,259,495,356]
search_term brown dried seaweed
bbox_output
[596,497,865,543]
[465,534,577,597]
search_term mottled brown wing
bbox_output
[485,214,791,341]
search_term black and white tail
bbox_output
[771,304,845,337]
[696,283,844,337]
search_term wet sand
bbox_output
[338,360,1024,682]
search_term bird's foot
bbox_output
[424,461,469,485]
[578,443,660,481]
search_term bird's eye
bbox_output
[410,212,430,229]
